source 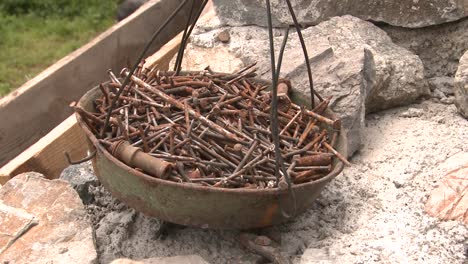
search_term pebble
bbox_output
[216,29,230,43]
[399,107,424,118]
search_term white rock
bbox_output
[454,50,468,118]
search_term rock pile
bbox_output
[381,18,468,80]
[179,15,430,155]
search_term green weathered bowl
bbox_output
[76,72,347,229]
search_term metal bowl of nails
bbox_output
[74,67,348,229]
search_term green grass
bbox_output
[0,1,119,96]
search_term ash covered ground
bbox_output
[81,100,467,264]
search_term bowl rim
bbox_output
[76,72,347,195]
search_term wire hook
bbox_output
[64,150,97,165]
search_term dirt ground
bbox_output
[84,99,467,264]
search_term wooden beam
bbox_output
[0,31,184,184]
[0,115,87,184]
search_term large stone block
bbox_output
[212,0,468,28]
[0,172,97,263]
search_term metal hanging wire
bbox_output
[284,0,324,107]
[174,0,209,75]
[264,0,326,217]
[264,0,296,218]
[101,0,191,137]
[173,0,197,73]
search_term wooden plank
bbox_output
[0,2,216,183]
[0,31,185,184]
[0,0,202,167]
[0,115,87,184]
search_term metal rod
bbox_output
[265,0,290,186]
[101,0,190,138]
[174,0,209,75]
[173,0,196,72]
[275,26,290,78]
[284,0,324,107]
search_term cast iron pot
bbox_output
[76,73,347,229]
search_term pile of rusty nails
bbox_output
[74,62,350,189]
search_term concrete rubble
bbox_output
[0,172,97,263]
